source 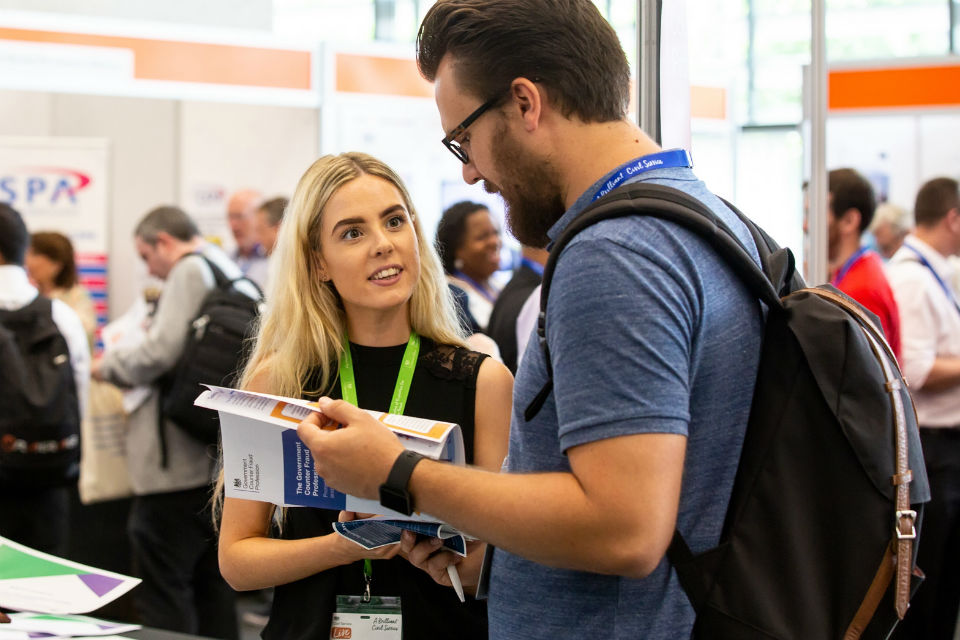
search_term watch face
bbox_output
[379,484,412,516]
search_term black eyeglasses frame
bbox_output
[440,94,503,165]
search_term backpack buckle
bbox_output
[896,509,917,540]
[192,314,210,340]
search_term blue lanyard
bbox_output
[830,246,869,287]
[520,257,544,277]
[904,244,960,316]
[453,270,498,304]
[591,149,694,202]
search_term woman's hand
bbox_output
[330,511,401,564]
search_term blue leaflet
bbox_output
[333,519,467,556]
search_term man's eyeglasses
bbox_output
[441,94,502,165]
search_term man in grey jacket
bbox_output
[93,206,247,640]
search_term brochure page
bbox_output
[195,386,465,521]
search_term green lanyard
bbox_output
[338,331,420,599]
[338,331,419,414]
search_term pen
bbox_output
[447,564,465,603]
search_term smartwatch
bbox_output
[379,450,426,516]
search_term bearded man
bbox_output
[295,3,765,638]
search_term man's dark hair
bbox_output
[829,168,876,233]
[0,203,29,266]
[30,231,78,288]
[134,205,200,245]
[417,0,630,123]
[259,196,289,227]
[435,201,488,274]
[914,177,960,228]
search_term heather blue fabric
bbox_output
[487,163,764,639]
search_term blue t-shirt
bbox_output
[487,163,764,639]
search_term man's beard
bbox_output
[486,123,566,248]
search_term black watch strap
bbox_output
[379,450,425,515]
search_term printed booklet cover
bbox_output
[194,385,466,522]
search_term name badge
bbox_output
[330,595,402,640]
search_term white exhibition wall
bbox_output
[3,82,958,324]
[324,91,509,254]
[828,111,960,213]
[0,90,318,320]
[178,100,320,250]
[691,109,960,278]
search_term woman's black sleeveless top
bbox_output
[263,337,489,640]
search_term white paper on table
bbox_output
[0,536,140,614]
[0,635,137,640]
[4,612,141,636]
[195,385,465,520]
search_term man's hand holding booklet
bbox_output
[194,384,471,599]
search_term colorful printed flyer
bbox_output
[0,536,140,614]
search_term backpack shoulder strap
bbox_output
[190,252,231,289]
[25,294,54,317]
[717,195,805,297]
[541,182,783,311]
[0,295,57,339]
[0,294,52,321]
[527,183,785,405]
[189,252,265,301]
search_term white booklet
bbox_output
[194,385,466,521]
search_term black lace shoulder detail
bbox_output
[422,340,487,385]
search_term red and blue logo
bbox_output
[0,167,93,206]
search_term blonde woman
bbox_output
[217,153,513,639]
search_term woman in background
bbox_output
[26,231,97,349]
[217,152,513,639]
[436,201,503,332]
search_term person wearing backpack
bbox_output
[290,2,766,639]
[886,177,960,640]
[92,205,254,640]
[0,203,89,556]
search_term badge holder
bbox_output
[330,560,402,639]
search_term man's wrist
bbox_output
[379,450,426,516]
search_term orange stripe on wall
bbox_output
[0,27,311,90]
[830,64,960,110]
[335,53,433,98]
[691,85,726,119]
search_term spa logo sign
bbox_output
[0,166,93,207]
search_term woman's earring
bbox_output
[454,258,464,271]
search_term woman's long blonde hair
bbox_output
[214,153,466,530]
[240,151,466,397]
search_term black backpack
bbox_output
[527,182,930,639]
[161,254,263,447]
[0,296,81,488]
